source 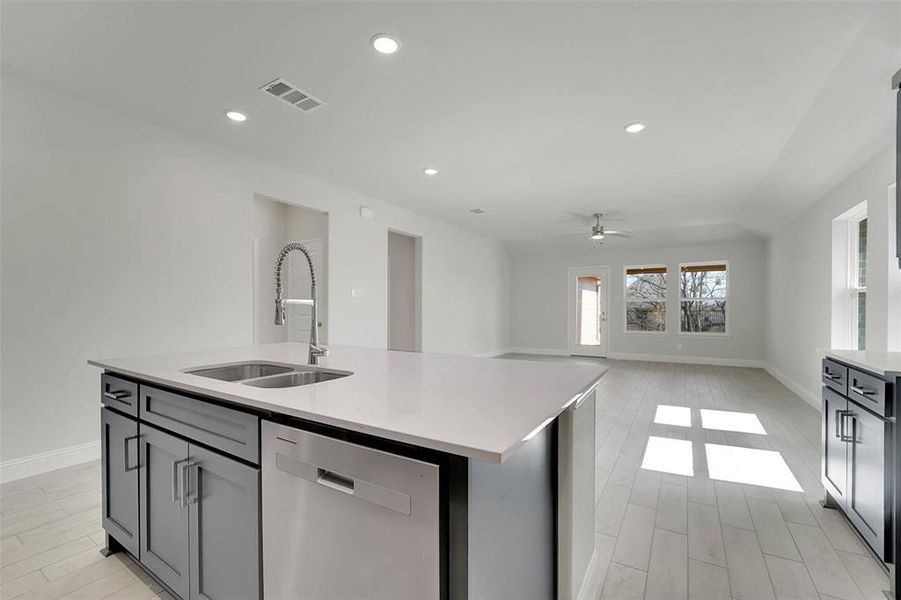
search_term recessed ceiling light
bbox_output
[423,168,438,176]
[624,122,646,133]
[225,110,247,122]
[371,34,400,55]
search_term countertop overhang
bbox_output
[89,343,606,463]
[818,348,901,378]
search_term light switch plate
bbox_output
[352,288,366,298]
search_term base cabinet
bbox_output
[101,408,140,557]
[138,423,261,600]
[821,360,892,562]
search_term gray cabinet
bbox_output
[821,359,893,562]
[822,388,848,503]
[101,408,140,556]
[188,445,260,600]
[139,424,191,599]
[845,402,891,558]
[138,422,260,600]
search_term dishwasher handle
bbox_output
[317,468,355,494]
[275,452,412,516]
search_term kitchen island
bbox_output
[90,343,605,600]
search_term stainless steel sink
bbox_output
[242,368,351,388]
[185,362,295,382]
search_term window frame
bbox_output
[678,260,730,337]
[623,264,668,335]
[847,207,867,350]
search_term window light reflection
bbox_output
[700,409,766,435]
[654,405,692,427]
[641,436,694,476]
[705,443,802,492]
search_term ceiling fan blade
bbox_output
[604,230,631,237]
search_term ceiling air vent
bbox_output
[260,78,325,113]
[469,208,490,215]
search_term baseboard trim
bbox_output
[576,546,604,600]
[763,362,821,411]
[473,348,515,358]
[0,440,101,484]
[609,352,766,369]
[505,347,571,356]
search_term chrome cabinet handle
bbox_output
[104,390,130,401]
[180,461,199,507]
[850,384,874,396]
[840,413,855,443]
[123,435,139,472]
[835,409,846,438]
[823,370,841,380]
[172,458,189,504]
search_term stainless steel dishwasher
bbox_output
[262,421,441,599]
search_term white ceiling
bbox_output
[2,1,898,242]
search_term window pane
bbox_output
[626,272,666,300]
[576,275,601,346]
[680,268,727,299]
[857,291,866,350]
[858,218,867,288]
[680,300,726,333]
[626,301,666,331]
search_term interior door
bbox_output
[567,266,608,357]
[287,238,324,344]
[821,388,848,504]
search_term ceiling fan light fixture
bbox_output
[591,233,604,240]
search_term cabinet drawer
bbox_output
[101,373,139,418]
[822,359,848,396]
[140,385,259,464]
[848,368,889,418]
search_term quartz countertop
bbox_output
[89,343,605,463]
[819,349,901,378]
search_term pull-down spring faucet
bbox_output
[274,242,328,365]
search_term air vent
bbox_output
[469,208,489,215]
[260,78,325,113]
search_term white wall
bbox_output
[0,75,511,463]
[765,145,895,405]
[507,238,766,365]
[387,231,418,352]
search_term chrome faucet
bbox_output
[274,242,328,365]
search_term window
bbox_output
[624,266,666,332]
[680,262,728,334]
[850,213,867,350]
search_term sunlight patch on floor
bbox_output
[705,443,802,491]
[641,436,694,476]
[700,409,767,435]
[653,405,692,427]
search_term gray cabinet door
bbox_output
[139,424,190,600]
[822,388,848,503]
[187,445,260,600]
[101,408,140,556]
[846,404,891,560]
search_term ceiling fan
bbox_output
[562,213,631,246]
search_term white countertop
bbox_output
[819,349,901,378]
[89,344,605,463]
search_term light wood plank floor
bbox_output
[1,358,889,599]
[503,354,889,600]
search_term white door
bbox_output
[286,238,324,343]
[567,266,608,357]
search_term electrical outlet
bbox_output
[676,343,682,351]
[352,288,366,298]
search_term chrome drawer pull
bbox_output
[104,390,130,401]
[850,384,874,396]
[823,370,841,380]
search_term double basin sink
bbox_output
[184,362,351,388]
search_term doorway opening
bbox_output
[567,266,609,357]
[252,195,328,345]
[387,230,422,352]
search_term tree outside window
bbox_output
[680,263,727,334]
[625,266,666,332]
